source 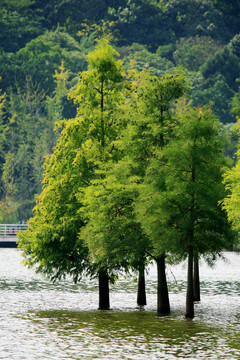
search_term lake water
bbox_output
[0,249,239,359]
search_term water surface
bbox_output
[0,249,239,359]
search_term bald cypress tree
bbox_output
[18,39,125,310]
[140,105,233,318]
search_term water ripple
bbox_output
[0,249,239,359]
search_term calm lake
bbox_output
[0,249,239,359]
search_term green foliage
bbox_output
[0,85,8,197]
[229,33,240,57]
[223,122,240,233]
[137,105,234,256]
[0,1,44,52]
[6,29,87,96]
[70,38,124,153]
[108,0,175,50]
[173,36,222,71]
[15,30,87,94]
[167,0,231,41]
[156,43,175,61]
[191,74,235,123]
[79,163,149,272]
[50,0,111,36]
[77,68,188,273]
[212,0,240,34]
[120,43,174,75]
[200,46,240,91]
[0,1,238,280]
[37,29,88,83]
[16,38,65,93]
[2,63,69,222]
[220,122,239,160]
[231,86,240,118]
[18,39,125,281]
[18,115,91,281]
[0,50,17,92]
[2,83,47,220]
[113,71,188,260]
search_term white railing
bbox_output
[0,224,28,236]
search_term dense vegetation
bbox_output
[0,0,240,222]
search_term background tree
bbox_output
[108,0,174,51]
[191,74,235,123]
[212,0,240,34]
[200,46,240,92]
[167,0,231,41]
[0,83,9,205]
[173,36,222,72]
[15,29,88,95]
[3,83,46,221]
[223,122,240,236]
[2,64,68,223]
[120,43,174,76]
[0,0,44,53]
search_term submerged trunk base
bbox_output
[137,267,147,307]
[185,247,194,319]
[156,255,170,316]
[98,269,110,310]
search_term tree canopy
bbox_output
[15,39,236,319]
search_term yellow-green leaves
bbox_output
[87,38,123,82]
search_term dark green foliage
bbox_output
[191,74,235,123]
[167,0,231,42]
[120,43,174,75]
[212,0,240,34]
[200,46,240,91]
[16,39,64,93]
[2,64,68,222]
[3,84,47,220]
[108,0,175,50]
[15,30,87,94]
[0,0,44,53]
[173,36,222,71]
[188,43,240,122]
[229,34,240,57]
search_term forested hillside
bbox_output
[1,0,240,222]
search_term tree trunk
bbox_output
[185,247,194,318]
[156,254,170,315]
[193,252,200,302]
[98,268,110,310]
[137,264,147,307]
